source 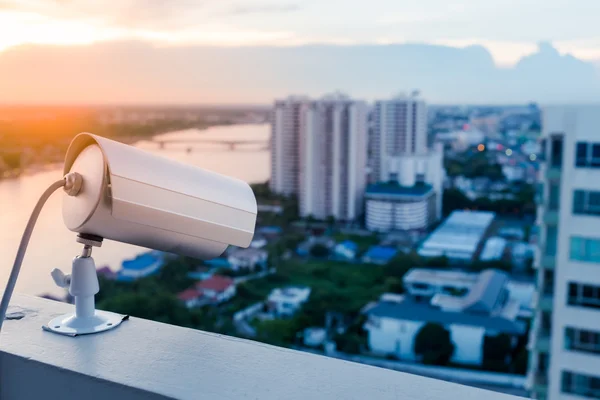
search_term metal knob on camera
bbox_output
[46,233,125,335]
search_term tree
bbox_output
[482,334,513,372]
[414,323,455,366]
[424,255,450,268]
[255,319,299,347]
[2,152,21,169]
[442,188,472,216]
[383,277,404,294]
[310,243,330,258]
[335,332,363,354]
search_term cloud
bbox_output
[1,40,598,105]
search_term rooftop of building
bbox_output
[366,270,524,335]
[404,268,478,288]
[418,211,495,258]
[366,297,524,335]
[363,246,398,262]
[196,275,235,292]
[337,240,358,251]
[479,237,508,262]
[269,286,311,300]
[121,252,162,271]
[403,267,535,312]
[366,182,433,197]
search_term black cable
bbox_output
[0,178,66,333]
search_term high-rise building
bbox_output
[299,94,369,221]
[269,94,369,221]
[370,94,427,183]
[269,96,310,196]
[527,106,600,400]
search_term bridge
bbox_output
[152,138,269,151]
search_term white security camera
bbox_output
[0,132,258,337]
[62,133,258,259]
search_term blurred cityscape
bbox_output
[5,94,588,399]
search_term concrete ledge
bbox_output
[0,294,526,400]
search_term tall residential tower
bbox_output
[269,96,309,196]
[370,94,427,182]
[299,94,369,221]
[269,94,369,221]
[528,106,600,400]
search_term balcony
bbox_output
[545,166,561,181]
[0,294,524,400]
[531,374,548,398]
[535,330,551,353]
[540,255,556,270]
[538,293,554,311]
[543,210,558,226]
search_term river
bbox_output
[0,124,270,297]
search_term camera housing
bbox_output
[62,133,258,260]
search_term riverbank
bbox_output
[0,122,229,181]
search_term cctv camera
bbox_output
[62,133,258,260]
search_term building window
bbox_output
[562,371,600,399]
[550,136,563,168]
[568,282,600,310]
[545,226,558,257]
[565,327,600,355]
[548,182,560,211]
[570,236,600,263]
[575,142,600,168]
[573,190,600,216]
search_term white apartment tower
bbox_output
[527,106,600,400]
[270,96,309,196]
[371,94,428,182]
[299,94,369,221]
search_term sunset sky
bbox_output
[1,0,599,66]
[1,0,600,104]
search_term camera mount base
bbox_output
[46,235,125,336]
[46,310,125,336]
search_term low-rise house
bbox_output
[227,248,268,271]
[333,240,358,260]
[363,269,527,367]
[402,267,534,315]
[117,251,163,281]
[196,275,236,304]
[267,286,311,317]
[177,289,204,309]
[362,246,398,265]
[187,266,215,281]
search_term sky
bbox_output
[1,0,600,104]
